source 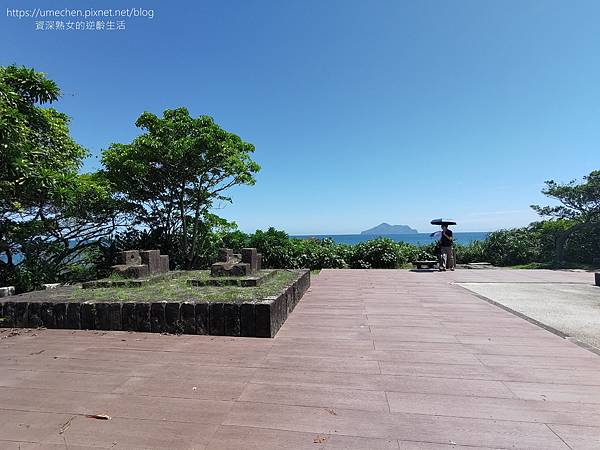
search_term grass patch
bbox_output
[72,269,299,303]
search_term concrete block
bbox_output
[219,248,233,261]
[112,264,149,279]
[242,248,258,273]
[135,303,151,332]
[66,303,81,329]
[223,303,240,336]
[80,303,96,330]
[27,302,43,328]
[209,303,225,335]
[53,303,67,328]
[160,255,169,273]
[240,302,255,337]
[118,250,141,265]
[109,303,122,330]
[15,302,28,327]
[195,303,209,335]
[254,301,272,338]
[1,302,16,327]
[165,302,181,334]
[95,303,112,330]
[40,302,56,328]
[150,302,166,333]
[180,303,196,334]
[121,303,136,331]
[141,250,161,274]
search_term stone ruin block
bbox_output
[112,264,149,279]
[140,250,161,274]
[118,250,141,265]
[210,248,263,277]
[111,249,169,279]
[219,248,234,262]
[160,255,169,273]
[242,248,258,273]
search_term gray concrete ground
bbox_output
[458,273,600,350]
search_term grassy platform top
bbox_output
[11,270,300,304]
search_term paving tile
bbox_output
[477,354,600,370]
[0,369,129,393]
[239,383,389,412]
[224,402,568,449]
[206,425,401,450]
[377,361,498,380]
[259,354,381,374]
[504,381,600,403]
[486,366,600,385]
[547,424,600,450]
[61,413,218,449]
[0,386,233,424]
[250,368,514,398]
[369,349,481,365]
[113,376,246,401]
[387,391,600,427]
[2,268,597,449]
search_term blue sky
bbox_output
[2,0,599,234]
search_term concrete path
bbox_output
[1,269,599,449]
[458,277,600,350]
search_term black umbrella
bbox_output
[430,218,457,226]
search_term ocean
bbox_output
[291,232,489,246]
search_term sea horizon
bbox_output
[291,232,490,246]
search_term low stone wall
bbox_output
[0,269,310,338]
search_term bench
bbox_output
[413,260,437,270]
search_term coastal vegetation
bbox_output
[1,65,598,293]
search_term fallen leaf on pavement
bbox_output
[313,435,327,443]
[86,414,111,420]
[59,416,75,434]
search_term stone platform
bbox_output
[0,270,310,338]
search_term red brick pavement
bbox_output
[0,269,598,449]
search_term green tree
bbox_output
[0,65,86,219]
[102,107,260,269]
[0,65,121,291]
[531,170,600,265]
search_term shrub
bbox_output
[348,238,414,269]
[481,228,541,266]
[454,241,487,264]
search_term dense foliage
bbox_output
[0,66,122,292]
[531,171,600,265]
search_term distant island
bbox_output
[361,223,419,235]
